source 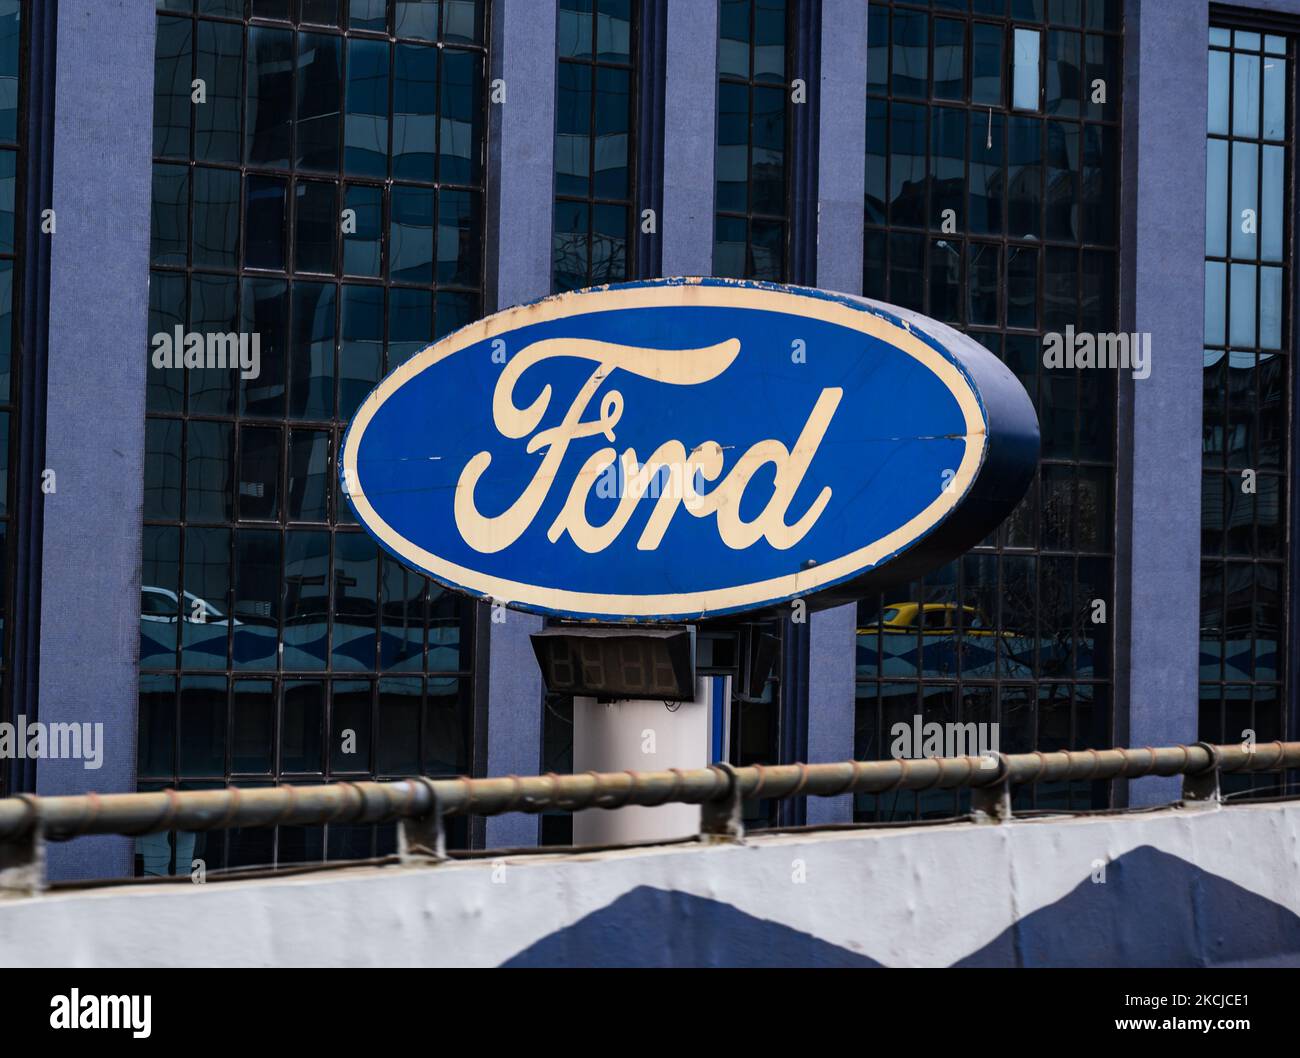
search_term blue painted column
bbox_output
[805,0,866,825]
[35,0,156,880]
[661,0,718,275]
[1122,0,1209,804]
[1121,0,1300,805]
[483,0,557,846]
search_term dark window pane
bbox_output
[971,21,1003,105]
[346,38,390,178]
[192,166,240,270]
[334,533,379,672]
[188,273,238,416]
[234,532,280,670]
[380,556,425,672]
[592,202,628,285]
[378,677,421,773]
[437,188,479,285]
[186,420,233,523]
[719,0,750,79]
[340,284,383,419]
[388,286,432,369]
[890,102,926,227]
[232,680,274,772]
[297,33,342,171]
[246,27,294,167]
[890,231,924,311]
[343,183,384,277]
[751,86,786,214]
[1045,120,1078,241]
[351,0,388,31]
[142,526,181,670]
[288,429,332,522]
[153,16,193,159]
[554,199,589,291]
[290,281,336,420]
[284,533,329,671]
[238,426,280,521]
[331,679,372,772]
[182,528,232,670]
[1007,116,1042,239]
[968,242,1000,326]
[302,0,340,26]
[930,107,965,228]
[244,174,287,270]
[716,82,749,213]
[282,679,325,772]
[195,20,243,163]
[179,676,227,777]
[138,675,176,779]
[594,66,631,199]
[934,18,965,101]
[426,677,470,774]
[393,43,438,181]
[396,0,439,41]
[556,63,592,197]
[145,418,183,521]
[151,164,190,267]
[1006,245,1038,329]
[1045,30,1081,116]
[241,278,289,417]
[891,9,929,99]
[931,237,962,324]
[439,50,483,185]
[390,183,434,281]
[295,180,338,274]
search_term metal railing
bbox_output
[1,739,1297,896]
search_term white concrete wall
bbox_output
[2,801,1299,966]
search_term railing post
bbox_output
[1181,742,1222,807]
[399,779,447,864]
[970,754,1012,823]
[0,796,46,898]
[700,762,744,844]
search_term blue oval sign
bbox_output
[341,279,1039,622]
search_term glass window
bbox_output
[144,0,484,863]
[713,0,791,280]
[1201,28,1291,775]
[859,0,1121,818]
[553,0,636,291]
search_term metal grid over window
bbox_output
[855,0,1122,821]
[142,0,487,872]
[553,0,637,292]
[0,0,22,800]
[1200,25,1291,794]
[714,0,793,281]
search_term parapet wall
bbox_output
[2,801,1299,967]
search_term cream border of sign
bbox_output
[342,282,987,618]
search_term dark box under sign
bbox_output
[530,626,696,701]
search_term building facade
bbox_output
[0,0,1294,880]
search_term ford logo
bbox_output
[341,279,1039,623]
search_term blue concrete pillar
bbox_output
[661,0,718,275]
[805,0,866,825]
[483,0,558,846]
[35,0,156,880]
[1122,0,1208,804]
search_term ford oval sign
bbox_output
[341,279,1039,623]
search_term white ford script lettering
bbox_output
[453,338,842,555]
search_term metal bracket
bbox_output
[0,796,46,898]
[1182,742,1222,807]
[700,762,744,844]
[398,779,447,865]
[970,754,1012,823]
